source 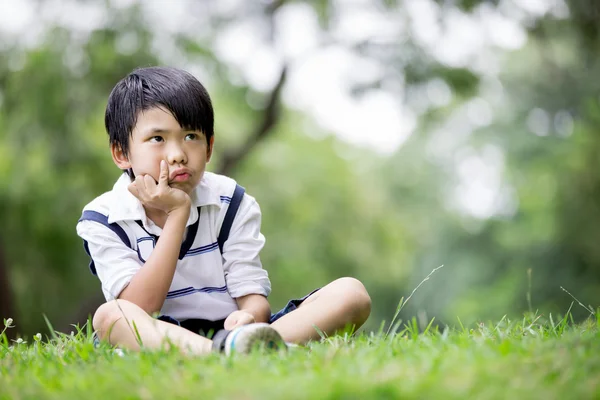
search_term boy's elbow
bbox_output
[236,293,271,322]
[118,287,162,316]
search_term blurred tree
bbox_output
[0,2,294,333]
[0,5,160,332]
[1,0,599,336]
[383,0,600,324]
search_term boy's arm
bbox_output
[224,294,271,330]
[118,206,189,314]
[221,197,271,292]
[235,294,271,322]
[221,193,272,329]
[118,161,191,314]
[78,206,188,315]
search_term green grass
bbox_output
[1,310,599,400]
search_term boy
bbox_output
[77,66,371,355]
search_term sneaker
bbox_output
[223,323,286,355]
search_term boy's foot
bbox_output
[215,323,286,355]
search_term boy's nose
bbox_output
[166,144,187,164]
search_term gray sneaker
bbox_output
[222,323,286,355]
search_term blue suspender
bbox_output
[79,184,246,276]
[78,211,131,276]
[217,184,245,253]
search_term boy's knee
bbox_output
[333,277,372,322]
[92,299,131,338]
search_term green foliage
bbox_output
[1,0,600,338]
[232,119,415,324]
[404,64,480,98]
[0,7,160,333]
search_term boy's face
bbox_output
[111,107,213,196]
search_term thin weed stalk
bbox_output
[385,264,445,338]
[527,268,533,314]
[560,286,595,316]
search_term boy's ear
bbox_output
[111,143,132,170]
[206,136,215,162]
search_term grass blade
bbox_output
[560,286,595,316]
[385,265,445,338]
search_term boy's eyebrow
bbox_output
[140,127,202,136]
[140,127,204,137]
[142,127,179,135]
[147,128,171,134]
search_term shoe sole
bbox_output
[226,323,286,355]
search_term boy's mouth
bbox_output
[169,168,192,183]
[172,172,191,182]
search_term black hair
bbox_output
[105,66,214,158]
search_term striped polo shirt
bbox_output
[76,172,271,322]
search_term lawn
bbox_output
[1,309,598,400]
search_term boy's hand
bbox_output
[224,310,256,330]
[128,160,191,215]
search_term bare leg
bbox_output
[92,299,213,355]
[271,277,371,344]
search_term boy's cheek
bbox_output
[132,166,160,183]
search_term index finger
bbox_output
[158,160,169,187]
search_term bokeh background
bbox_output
[1,0,599,337]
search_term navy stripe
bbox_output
[167,286,194,296]
[137,249,146,263]
[167,289,195,298]
[167,287,228,299]
[188,241,218,253]
[167,286,227,296]
[166,286,228,299]
[184,247,218,258]
[166,289,196,298]
[137,237,154,243]
[220,196,231,202]
[185,241,219,257]
[82,240,96,275]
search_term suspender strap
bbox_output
[78,210,132,275]
[80,184,244,274]
[79,211,132,248]
[135,206,202,260]
[217,184,245,254]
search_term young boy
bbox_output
[76,66,371,355]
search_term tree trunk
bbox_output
[218,66,287,176]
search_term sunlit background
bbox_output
[0,0,598,337]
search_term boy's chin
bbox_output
[169,180,196,194]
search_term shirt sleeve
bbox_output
[76,220,142,301]
[221,195,271,298]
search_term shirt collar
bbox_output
[107,172,223,225]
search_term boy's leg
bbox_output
[270,277,371,344]
[93,299,213,355]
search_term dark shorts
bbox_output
[168,288,320,337]
[93,289,319,345]
[268,288,319,325]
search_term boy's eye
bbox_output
[149,136,163,143]
[185,133,198,140]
